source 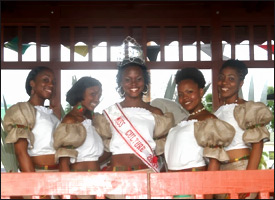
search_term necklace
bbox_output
[189,107,206,116]
[223,99,238,105]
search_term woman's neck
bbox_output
[121,97,145,108]
[28,97,45,107]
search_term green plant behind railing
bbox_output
[1,96,19,172]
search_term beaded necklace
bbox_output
[223,99,238,105]
[189,107,206,116]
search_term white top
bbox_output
[109,107,156,155]
[71,119,104,163]
[28,106,60,157]
[214,104,251,151]
[165,120,206,170]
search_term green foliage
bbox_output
[203,93,213,113]
[1,96,19,172]
[258,152,268,169]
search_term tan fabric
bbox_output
[3,102,36,148]
[234,101,273,144]
[92,113,112,152]
[194,118,235,162]
[151,98,189,124]
[153,112,175,156]
[53,123,86,162]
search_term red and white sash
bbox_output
[103,103,159,172]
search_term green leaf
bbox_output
[164,75,176,100]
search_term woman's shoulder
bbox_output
[62,113,78,124]
[148,105,163,115]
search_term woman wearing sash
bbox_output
[3,66,60,199]
[93,37,174,177]
[164,67,235,199]
[214,59,272,199]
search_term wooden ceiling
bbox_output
[1,1,274,25]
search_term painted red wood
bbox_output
[1,170,274,199]
[1,172,148,197]
[150,170,274,198]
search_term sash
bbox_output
[103,103,159,172]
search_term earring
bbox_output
[142,84,149,95]
[77,104,84,112]
[118,86,125,97]
[31,88,34,95]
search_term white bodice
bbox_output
[109,107,156,155]
[165,120,206,170]
[214,104,251,151]
[28,106,60,157]
[71,119,104,163]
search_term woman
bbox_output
[164,67,235,199]
[4,66,60,172]
[3,66,60,199]
[93,37,174,175]
[214,59,272,199]
[94,58,174,174]
[53,76,106,172]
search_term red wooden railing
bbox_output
[1,170,274,199]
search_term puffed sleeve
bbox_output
[194,118,235,162]
[152,112,175,156]
[92,113,112,152]
[53,123,86,163]
[3,102,36,148]
[234,101,273,144]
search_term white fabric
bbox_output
[70,119,104,163]
[165,120,206,170]
[214,104,251,151]
[27,106,60,157]
[109,106,156,155]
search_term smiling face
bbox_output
[81,85,102,111]
[30,69,55,101]
[177,79,204,113]
[121,65,145,98]
[217,66,243,102]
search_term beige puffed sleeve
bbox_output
[234,101,273,144]
[152,112,175,156]
[3,102,36,148]
[53,123,86,163]
[194,118,235,162]
[92,113,112,152]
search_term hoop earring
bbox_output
[118,86,125,97]
[142,84,149,95]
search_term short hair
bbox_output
[220,59,248,81]
[116,59,150,96]
[175,67,206,89]
[25,66,53,96]
[66,76,102,106]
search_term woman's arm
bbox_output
[14,138,35,172]
[207,158,220,171]
[59,157,71,172]
[246,140,264,170]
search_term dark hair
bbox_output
[116,59,150,96]
[66,76,102,106]
[25,66,53,96]
[220,59,248,81]
[175,67,206,89]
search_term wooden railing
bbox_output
[1,170,274,199]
